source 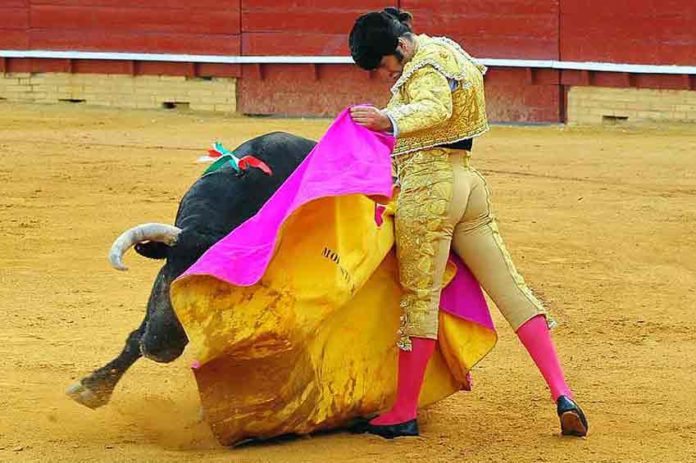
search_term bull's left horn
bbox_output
[108,223,182,271]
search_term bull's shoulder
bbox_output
[175,132,316,230]
[254,131,315,145]
[236,132,316,159]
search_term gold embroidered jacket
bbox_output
[384,35,489,156]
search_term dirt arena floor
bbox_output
[1,102,695,463]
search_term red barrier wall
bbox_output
[238,64,389,117]
[3,0,241,55]
[237,0,565,121]
[401,0,560,59]
[242,0,385,55]
[560,0,696,65]
[0,0,29,49]
[2,0,695,122]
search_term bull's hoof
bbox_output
[65,382,111,409]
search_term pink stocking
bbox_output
[516,315,573,401]
[370,337,436,425]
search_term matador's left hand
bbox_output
[350,105,393,132]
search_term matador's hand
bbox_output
[350,106,393,132]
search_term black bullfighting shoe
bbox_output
[557,395,589,437]
[364,419,419,439]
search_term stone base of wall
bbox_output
[568,86,696,124]
[0,73,236,112]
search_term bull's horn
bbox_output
[108,223,182,271]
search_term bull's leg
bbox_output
[138,311,188,364]
[138,273,188,364]
[66,321,145,409]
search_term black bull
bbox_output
[67,132,317,409]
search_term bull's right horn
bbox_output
[108,223,182,271]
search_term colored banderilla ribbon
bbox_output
[203,141,273,176]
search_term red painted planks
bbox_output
[2,0,28,7]
[0,30,29,49]
[401,0,557,15]
[242,0,385,10]
[196,63,241,78]
[237,64,562,122]
[243,33,347,55]
[31,0,240,9]
[0,8,29,29]
[31,6,241,35]
[136,61,197,76]
[5,58,32,72]
[71,59,134,74]
[27,57,71,72]
[242,11,362,34]
[482,67,561,122]
[0,0,692,124]
[560,0,696,65]
[0,0,29,50]
[240,0,386,53]
[238,63,388,116]
[30,30,241,55]
[17,58,242,78]
[401,0,560,60]
[530,68,561,86]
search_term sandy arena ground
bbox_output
[1,102,695,462]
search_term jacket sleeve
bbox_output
[383,65,454,137]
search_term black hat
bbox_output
[349,8,413,70]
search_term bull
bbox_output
[67,132,316,409]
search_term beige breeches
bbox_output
[394,147,547,350]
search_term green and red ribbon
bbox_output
[203,141,272,176]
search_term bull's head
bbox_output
[109,223,182,272]
[108,223,196,362]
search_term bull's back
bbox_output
[175,132,316,235]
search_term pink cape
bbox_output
[182,108,494,331]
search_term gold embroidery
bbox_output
[386,35,489,157]
[385,67,453,135]
[389,38,486,96]
[432,36,488,76]
[394,148,454,349]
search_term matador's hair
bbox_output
[349,7,414,70]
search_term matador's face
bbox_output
[377,55,404,82]
[376,37,414,82]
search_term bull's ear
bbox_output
[134,241,170,260]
